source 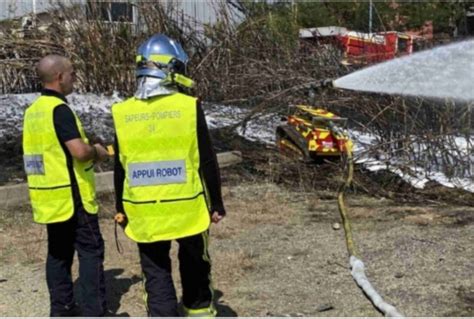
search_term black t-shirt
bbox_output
[54,105,81,141]
[42,89,83,211]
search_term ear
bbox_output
[56,71,64,82]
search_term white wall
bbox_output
[0,0,241,25]
[0,0,57,20]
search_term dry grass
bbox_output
[0,205,45,265]
[1,179,474,316]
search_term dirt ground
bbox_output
[0,166,473,317]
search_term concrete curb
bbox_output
[0,151,242,208]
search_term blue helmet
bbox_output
[136,34,189,80]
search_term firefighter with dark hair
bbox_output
[112,34,226,317]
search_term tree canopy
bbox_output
[237,1,471,35]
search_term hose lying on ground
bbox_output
[331,122,404,318]
[350,256,404,317]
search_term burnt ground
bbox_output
[0,143,473,316]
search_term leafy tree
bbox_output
[283,1,469,35]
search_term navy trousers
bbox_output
[138,232,214,317]
[46,207,106,316]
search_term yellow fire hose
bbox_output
[337,148,358,258]
[331,123,404,317]
[107,144,127,254]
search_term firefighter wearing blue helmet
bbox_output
[112,34,226,317]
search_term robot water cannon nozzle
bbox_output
[320,79,334,89]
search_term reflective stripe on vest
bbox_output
[112,93,210,242]
[22,95,98,223]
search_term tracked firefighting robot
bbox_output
[276,104,353,162]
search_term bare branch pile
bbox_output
[0,1,472,187]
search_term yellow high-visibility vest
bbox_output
[112,92,210,242]
[22,95,98,223]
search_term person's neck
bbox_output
[43,84,64,95]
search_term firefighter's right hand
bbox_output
[93,144,111,162]
[211,211,224,224]
[114,212,127,228]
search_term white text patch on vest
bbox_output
[125,110,181,123]
[128,160,187,186]
[24,154,45,175]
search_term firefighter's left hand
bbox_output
[211,211,224,224]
